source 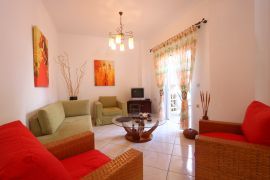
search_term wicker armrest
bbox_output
[195,135,270,179]
[199,119,242,134]
[83,148,143,180]
[44,131,95,160]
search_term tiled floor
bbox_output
[93,120,195,180]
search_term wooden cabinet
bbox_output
[127,100,152,114]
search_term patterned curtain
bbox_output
[153,51,169,118]
[176,28,197,129]
[153,26,197,128]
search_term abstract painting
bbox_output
[33,26,49,87]
[94,60,115,86]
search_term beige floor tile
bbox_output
[152,133,176,143]
[109,135,133,146]
[130,141,149,151]
[167,172,194,180]
[143,150,171,170]
[172,144,194,159]
[95,132,117,141]
[143,166,167,180]
[146,141,174,154]
[100,143,130,158]
[95,139,110,149]
[169,156,195,176]
[174,136,195,146]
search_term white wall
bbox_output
[57,34,146,113]
[208,0,256,122]
[0,0,59,125]
[254,0,270,104]
[145,0,261,129]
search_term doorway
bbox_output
[164,54,192,129]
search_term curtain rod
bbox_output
[149,18,207,53]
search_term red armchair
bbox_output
[195,101,270,179]
[0,121,143,180]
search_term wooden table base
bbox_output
[125,134,153,143]
[122,120,159,143]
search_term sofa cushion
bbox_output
[38,102,65,135]
[61,150,111,179]
[0,121,71,179]
[62,100,90,117]
[29,115,42,136]
[38,115,92,144]
[102,107,122,116]
[99,96,117,108]
[242,101,270,146]
[201,132,247,142]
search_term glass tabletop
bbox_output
[112,114,166,128]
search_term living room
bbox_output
[0,0,270,179]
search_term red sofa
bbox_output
[0,121,143,180]
[195,101,270,179]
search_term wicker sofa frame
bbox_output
[44,131,143,180]
[195,120,270,180]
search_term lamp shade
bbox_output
[120,43,125,51]
[128,37,134,49]
[115,34,121,44]
[109,38,114,47]
[111,42,116,50]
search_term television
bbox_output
[131,88,144,99]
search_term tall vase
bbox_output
[69,96,78,100]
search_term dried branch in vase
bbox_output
[200,91,210,120]
[56,53,87,98]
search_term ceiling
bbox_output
[42,0,197,39]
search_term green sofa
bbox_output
[93,96,128,125]
[29,100,93,144]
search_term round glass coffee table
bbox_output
[112,114,166,143]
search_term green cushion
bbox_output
[99,96,117,108]
[62,100,90,117]
[38,115,92,144]
[102,107,122,116]
[38,102,65,135]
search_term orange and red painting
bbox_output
[94,60,115,86]
[33,26,49,87]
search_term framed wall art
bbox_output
[32,26,49,87]
[94,60,115,86]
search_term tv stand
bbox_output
[127,99,151,114]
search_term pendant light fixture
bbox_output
[108,11,134,51]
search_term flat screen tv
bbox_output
[131,88,144,99]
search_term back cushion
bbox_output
[38,102,65,135]
[0,121,71,179]
[99,96,117,108]
[242,101,270,146]
[62,100,90,117]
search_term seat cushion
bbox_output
[99,96,117,108]
[242,101,270,146]
[201,132,247,142]
[62,100,90,117]
[61,150,111,179]
[38,101,65,135]
[38,115,92,144]
[102,107,122,116]
[0,121,71,179]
